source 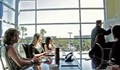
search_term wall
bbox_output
[104,0,120,42]
[106,0,120,19]
[115,0,120,17]
[105,0,115,19]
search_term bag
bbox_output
[106,65,120,70]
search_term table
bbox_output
[59,52,81,70]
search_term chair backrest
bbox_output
[0,44,33,70]
[0,44,14,70]
[17,43,28,58]
[95,43,112,69]
[103,48,112,61]
[41,43,45,53]
[22,44,30,58]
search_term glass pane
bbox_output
[4,0,15,9]
[19,25,35,37]
[37,24,80,38]
[37,10,79,23]
[20,1,35,9]
[37,0,78,9]
[50,38,80,52]
[81,24,95,36]
[19,11,35,24]
[81,0,104,8]
[81,9,104,22]
[2,23,14,36]
[81,39,91,51]
[3,6,15,24]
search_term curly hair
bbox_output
[3,28,20,45]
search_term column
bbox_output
[0,1,3,44]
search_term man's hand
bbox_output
[108,25,112,29]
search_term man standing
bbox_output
[91,20,112,48]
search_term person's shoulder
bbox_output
[29,43,34,46]
[44,44,47,46]
[7,45,16,55]
[7,45,14,50]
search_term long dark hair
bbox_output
[112,25,120,39]
[45,37,51,49]
[95,33,105,45]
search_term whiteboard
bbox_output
[103,17,120,42]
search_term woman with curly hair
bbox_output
[3,28,40,70]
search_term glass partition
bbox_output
[20,1,35,9]
[81,9,104,22]
[19,11,35,24]
[81,0,104,8]
[37,10,79,23]
[37,0,78,9]
[3,5,15,24]
[4,0,15,9]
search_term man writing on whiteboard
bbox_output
[91,20,112,48]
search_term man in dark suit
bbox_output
[90,20,112,69]
[91,20,112,48]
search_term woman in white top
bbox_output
[44,37,57,53]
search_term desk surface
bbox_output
[50,51,93,70]
[58,51,92,70]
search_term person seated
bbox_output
[28,33,51,70]
[3,28,40,70]
[109,25,120,65]
[89,33,112,69]
[44,37,57,53]
[28,33,47,58]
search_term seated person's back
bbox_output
[89,33,112,69]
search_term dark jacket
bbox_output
[110,40,120,65]
[89,43,103,69]
[28,44,40,58]
[89,42,113,69]
[91,26,111,48]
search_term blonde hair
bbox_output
[3,28,20,45]
[32,33,42,47]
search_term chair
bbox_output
[103,48,112,61]
[96,43,112,69]
[41,43,45,53]
[0,44,15,70]
[0,44,32,70]
[17,43,28,58]
[22,44,30,58]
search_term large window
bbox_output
[81,0,104,8]
[37,0,78,8]
[81,10,104,22]
[0,0,105,70]
[19,0,105,52]
[3,6,15,24]
[37,10,79,23]
[19,11,35,24]
[2,0,15,37]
